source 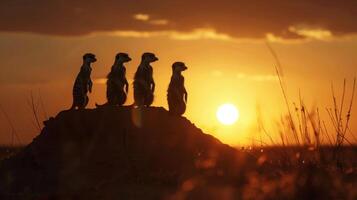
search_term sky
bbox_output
[0,0,356,147]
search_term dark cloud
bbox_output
[0,0,356,39]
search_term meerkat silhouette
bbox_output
[70,53,97,110]
[96,53,132,107]
[167,62,188,115]
[133,52,158,107]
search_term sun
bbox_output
[216,103,240,125]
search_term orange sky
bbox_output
[0,1,356,146]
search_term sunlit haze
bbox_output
[216,104,240,125]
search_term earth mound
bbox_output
[0,106,253,199]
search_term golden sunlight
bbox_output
[216,103,240,125]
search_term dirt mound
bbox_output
[0,106,252,199]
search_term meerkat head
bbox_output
[83,53,97,63]
[141,52,158,64]
[115,53,132,64]
[172,62,188,73]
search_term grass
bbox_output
[27,91,47,132]
[0,104,21,147]
[251,42,357,171]
[245,44,356,198]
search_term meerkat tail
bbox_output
[95,102,109,108]
[67,102,75,111]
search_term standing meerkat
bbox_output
[167,62,188,116]
[96,53,131,107]
[70,53,97,110]
[133,52,158,107]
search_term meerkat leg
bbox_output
[145,93,154,107]
[111,95,119,106]
[177,101,186,116]
[78,96,88,110]
[135,98,144,107]
[73,95,83,110]
[84,96,89,107]
[134,90,144,107]
[118,91,127,106]
[169,98,178,115]
[106,87,114,106]
[168,92,186,116]
[168,99,174,114]
[108,92,119,106]
[106,95,114,106]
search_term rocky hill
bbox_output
[0,106,254,199]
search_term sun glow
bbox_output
[216,103,240,125]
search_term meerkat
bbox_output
[69,53,97,110]
[167,62,188,116]
[96,53,132,107]
[133,52,158,107]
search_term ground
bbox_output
[0,107,356,199]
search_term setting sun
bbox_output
[216,103,240,125]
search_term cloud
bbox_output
[0,0,356,40]
[134,14,150,21]
[108,28,232,41]
[288,26,333,40]
[149,19,168,26]
[133,13,169,25]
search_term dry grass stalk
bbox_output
[0,104,22,146]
